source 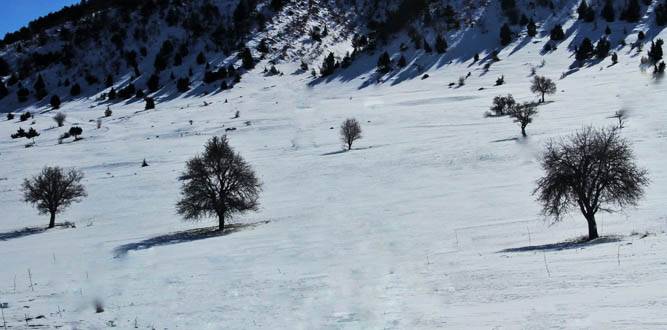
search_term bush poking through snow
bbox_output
[340,118,362,151]
[534,127,649,240]
[69,126,83,140]
[19,112,32,122]
[176,136,261,231]
[53,112,66,127]
[22,166,87,228]
[104,107,112,117]
[145,97,155,110]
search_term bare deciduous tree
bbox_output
[176,136,261,231]
[530,75,557,103]
[611,109,627,129]
[534,127,649,240]
[22,167,87,228]
[53,112,66,127]
[509,102,538,137]
[340,118,362,151]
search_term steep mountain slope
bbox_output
[1,0,667,329]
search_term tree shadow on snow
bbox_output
[113,221,269,258]
[499,235,623,253]
[0,222,76,242]
[320,145,375,156]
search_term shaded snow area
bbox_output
[2,25,667,329]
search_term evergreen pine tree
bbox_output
[527,19,537,37]
[648,39,664,64]
[70,83,81,96]
[0,80,7,100]
[320,52,336,76]
[50,95,61,109]
[147,73,160,93]
[377,51,391,74]
[145,97,155,110]
[621,0,641,22]
[550,24,565,41]
[196,52,206,65]
[435,35,448,53]
[423,38,433,52]
[576,38,594,61]
[500,23,513,46]
[602,0,615,22]
[33,74,47,100]
[240,47,254,69]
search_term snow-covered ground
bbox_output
[2,25,667,329]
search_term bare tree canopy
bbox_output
[340,118,362,151]
[509,102,538,137]
[22,167,87,228]
[534,127,649,240]
[176,136,261,231]
[490,94,516,116]
[530,75,557,103]
[53,112,66,127]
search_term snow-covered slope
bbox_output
[1,0,667,329]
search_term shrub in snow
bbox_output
[104,107,112,117]
[19,112,32,122]
[11,127,27,139]
[177,136,261,231]
[69,126,83,140]
[340,118,362,151]
[530,75,556,103]
[534,127,649,240]
[7,113,15,121]
[145,97,156,110]
[53,112,66,127]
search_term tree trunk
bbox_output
[521,125,527,137]
[218,213,225,232]
[585,214,599,240]
[49,212,56,229]
[541,92,545,103]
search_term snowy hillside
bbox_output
[2,0,667,329]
